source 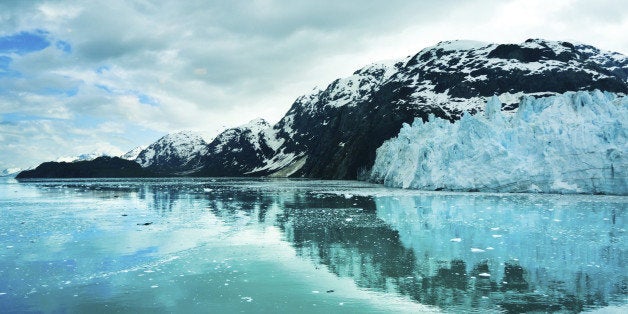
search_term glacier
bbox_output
[370,90,627,195]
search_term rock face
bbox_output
[369,91,627,195]
[134,131,208,175]
[246,39,627,179]
[15,157,153,179]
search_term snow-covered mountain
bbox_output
[0,168,23,177]
[370,91,627,194]
[55,150,119,163]
[243,39,627,179]
[134,131,208,174]
[193,118,283,176]
[120,145,146,161]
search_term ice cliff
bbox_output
[370,91,627,195]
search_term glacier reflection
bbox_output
[382,194,624,312]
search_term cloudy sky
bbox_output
[1,0,627,170]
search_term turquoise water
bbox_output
[0,178,625,313]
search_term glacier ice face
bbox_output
[370,91,628,195]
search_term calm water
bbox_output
[0,178,625,313]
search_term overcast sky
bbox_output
[1,0,627,170]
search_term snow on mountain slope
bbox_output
[396,38,628,116]
[210,118,272,154]
[298,59,406,112]
[120,145,146,161]
[194,118,282,176]
[370,90,627,195]
[135,131,208,174]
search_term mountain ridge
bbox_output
[245,38,627,179]
[20,39,628,186]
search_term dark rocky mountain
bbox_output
[16,157,154,179]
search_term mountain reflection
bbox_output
[23,179,626,313]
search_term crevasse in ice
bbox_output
[370,90,627,195]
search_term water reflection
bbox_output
[273,190,625,312]
[4,179,625,313]
[374,194,625,312]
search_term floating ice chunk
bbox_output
[312,290,320,294]
[241,296,253,302]
[478,273,491,277]
[450,238,462,242]
[471,248,486,253]
[343,193,353,199]
[492,234,502,238]
[151,285,159,288]
[345,218,353,222]
[203,188,213,192]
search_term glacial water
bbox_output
[0,178,625,313]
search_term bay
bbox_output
[0,178,625,313]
